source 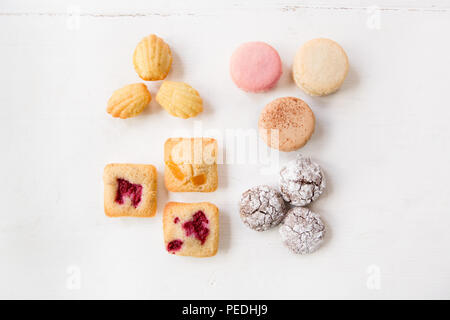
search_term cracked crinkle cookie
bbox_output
[239,185,287,231]
[279,207,326,254]
[280,154,325,206]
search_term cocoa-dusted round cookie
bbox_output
[280,154,325,206]
[239,185,287,231]
[258,97,315,152]
[279,207,326,254]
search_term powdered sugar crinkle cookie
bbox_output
[279,154,325,206]
[239,185,287,231]
[279,207,325,254]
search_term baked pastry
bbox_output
[258,97,315,152]
[156,81,203,119]
[103,163,157,217]
[133,34,172,81]
[164,138,218,192]
[230,42,282,93]
[239,185,287,231]
[279,207,326,254]
[293,38,349,96]
[163,202,219,257]
[106,83,151,119]
[279,154,325,206]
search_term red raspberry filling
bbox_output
[174,217,180,224]
[182,211,210,245]
[115,178,143,208]
[167,239,183,252]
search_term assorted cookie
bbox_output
[238,154,327,254]
[163,202,219,257]
[103,164,157,217]
[230,41,282,93]
[232,38,347,254]
[164,138,218,192]
[104,34,216,255]
[103,137,220,216]
[103,137,220,257]
[103,36,350,257]
[107,34,203,120]
[258,97,315,152]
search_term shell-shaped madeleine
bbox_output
[133,34,172,81]
[107,83,151,119]
[156,81,203,119]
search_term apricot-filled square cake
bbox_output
[163,202,219,257]
[103,164,157,217]
[164,138,218,192]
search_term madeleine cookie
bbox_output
[156,81,203,119]
[107,83,151,119]
[230,42,282,93]
[258,97,315,152]
[103,164,157,217]
[293,38,349,96]
[164,138,218,192]
[163,202,219,257]
[133,34,172,81]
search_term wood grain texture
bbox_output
[0,0,450,299]
[2,0,450,15]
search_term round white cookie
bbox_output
[293,38,349,96]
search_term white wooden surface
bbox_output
[1,0,450,299]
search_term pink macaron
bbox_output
[230,42,282,93]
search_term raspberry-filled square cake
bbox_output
[163,202,219,257]
[103,164,157,217]
[164,137,218,192]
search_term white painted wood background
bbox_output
[1,0,450,299]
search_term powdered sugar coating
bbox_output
[239,185,287,231]
[279,207,325,254]
[280,154,325,206]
